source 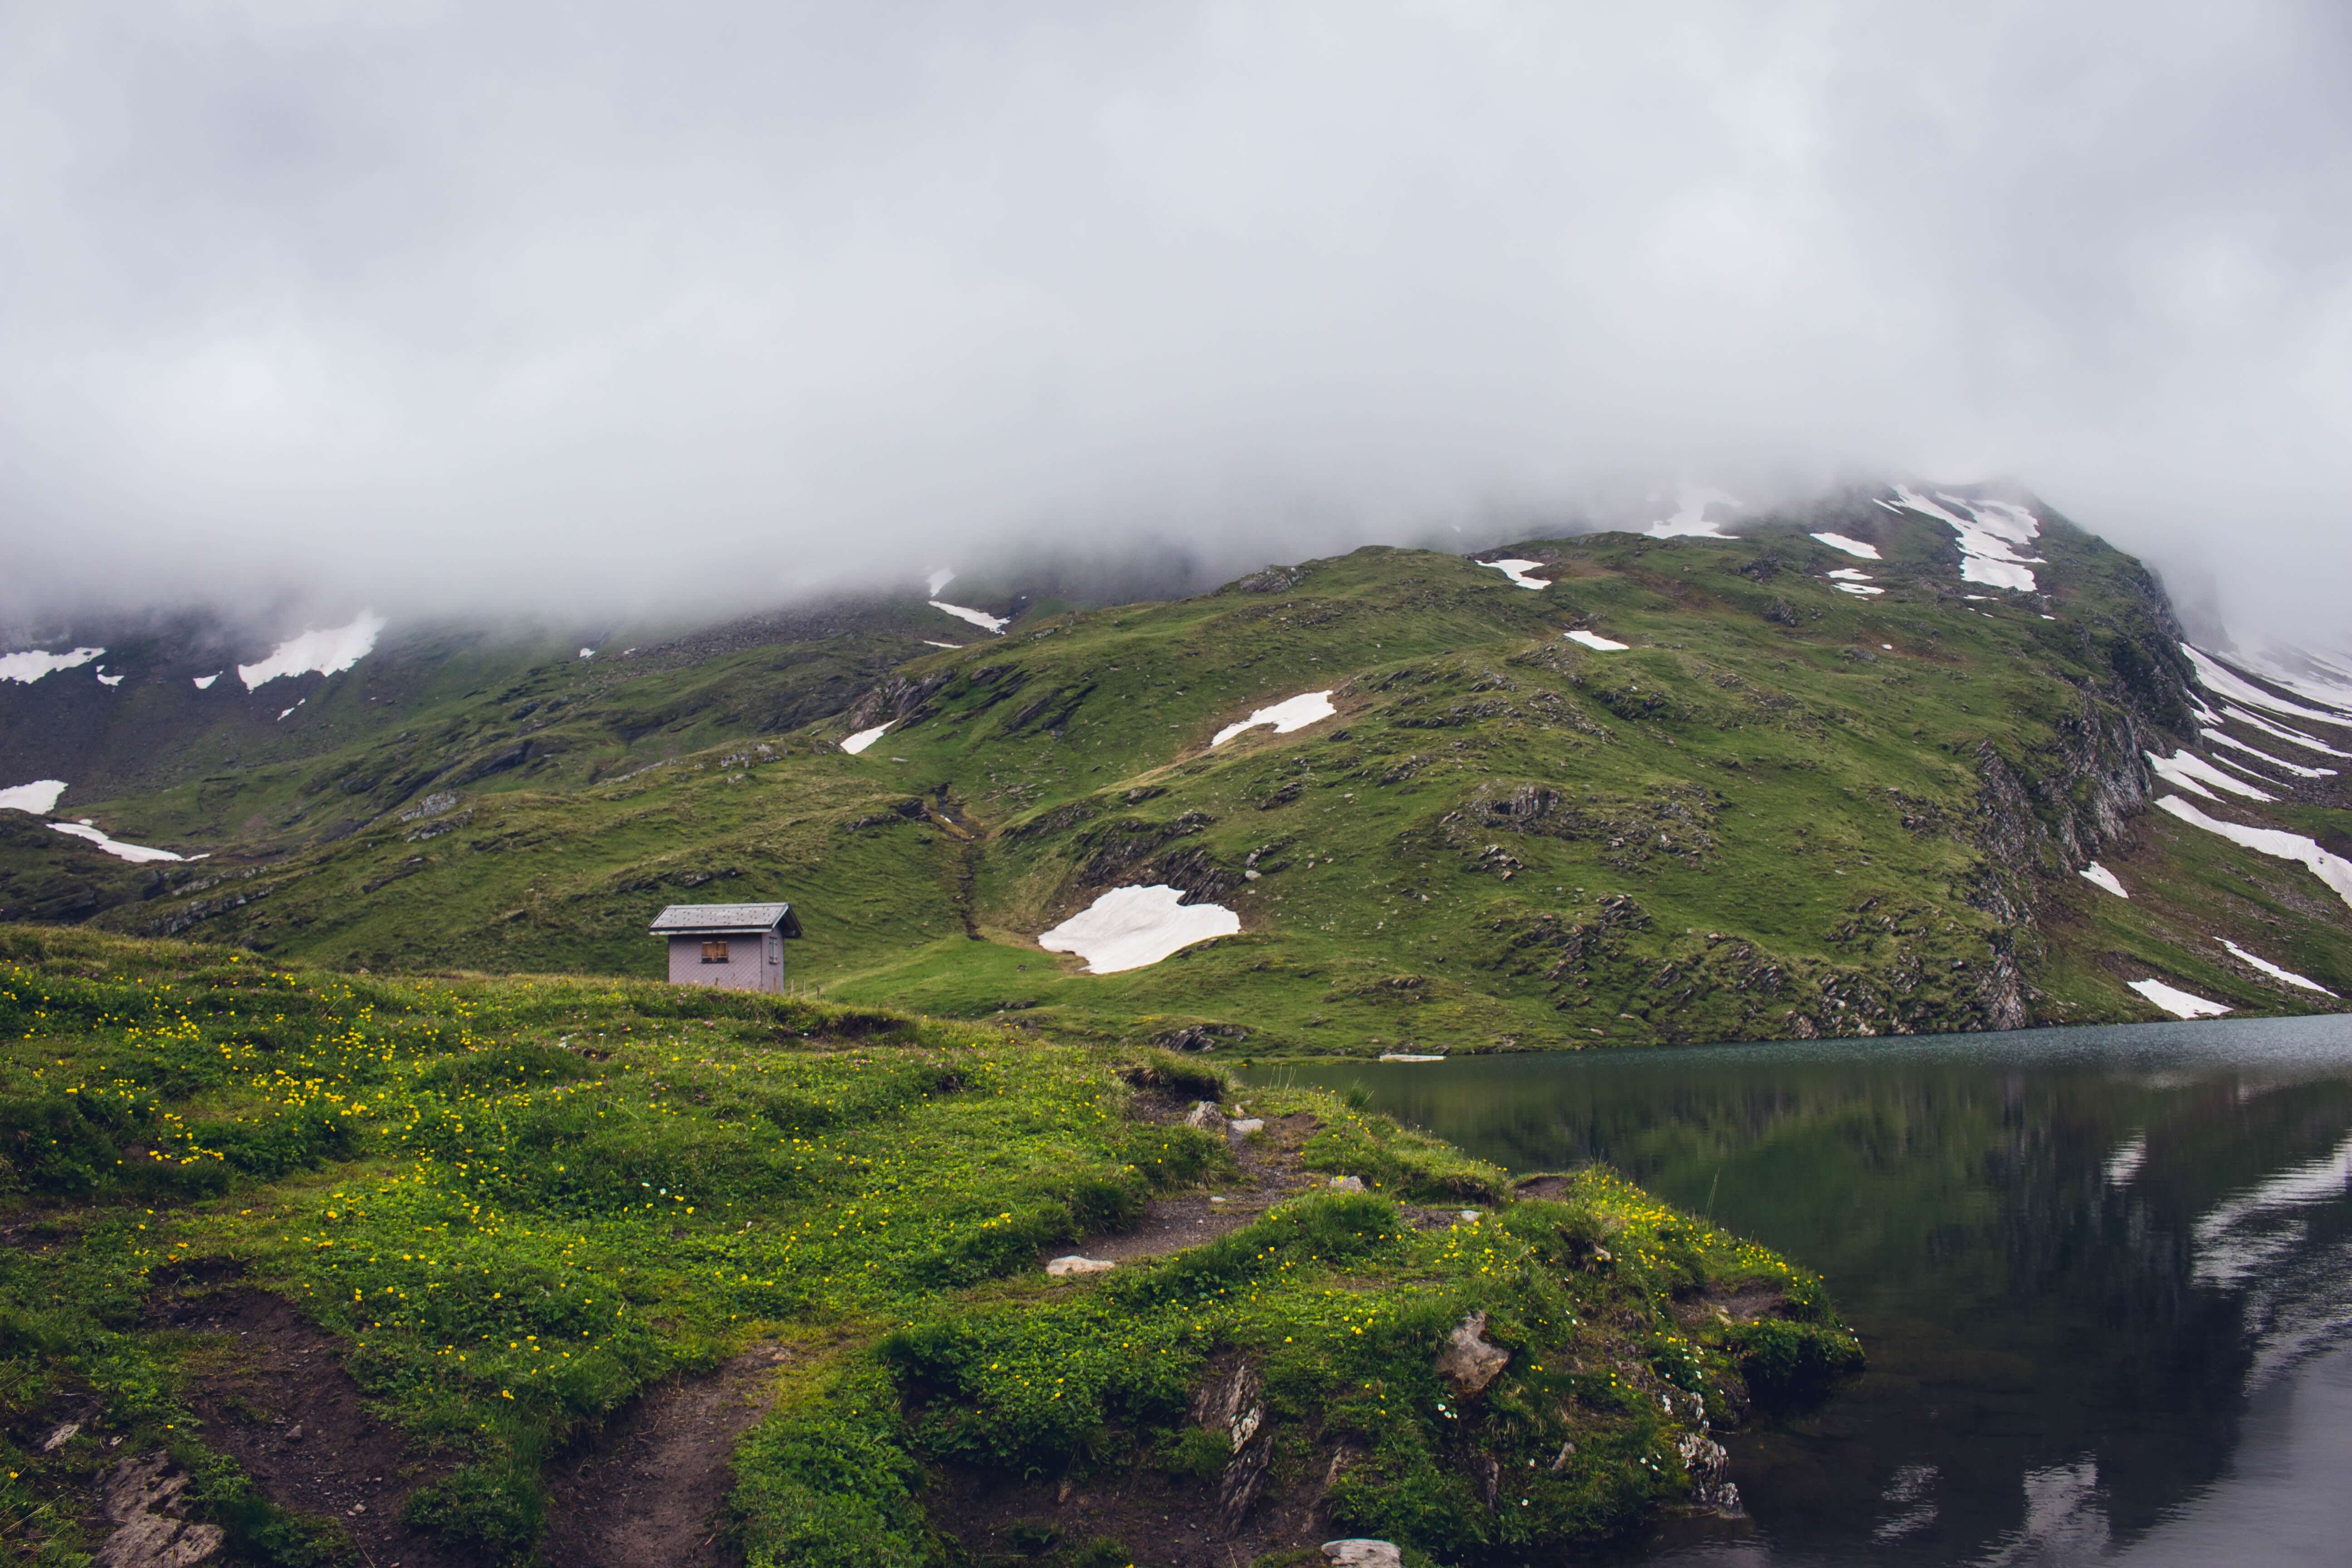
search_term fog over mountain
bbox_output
[3,2,2347,639]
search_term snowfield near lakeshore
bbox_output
[1038,885,1240,973]
[840,723,891,755]
[2157,795,2352,912]
[2130,978,2230,1019]
[1810,532,1880,560]
[0,647,104,684]
[929,601,1007,634]
[2221,940,2334,996]
[0,780,69,815]
[1565,630,1628,651]
[2080,862,2128,898]
[1212,691,1335,747]
[1477,558,1550,589]
[237,612,386,691]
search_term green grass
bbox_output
[78,515,2347,1049]
[0,926,1851,1564]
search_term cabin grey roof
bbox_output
[649,902,804,937]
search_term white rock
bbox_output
[1327,1175,1365,1194]
[1045,1255,1115,1276]
[1322,1543,1403,1568]
[1229,1118,1265,1135]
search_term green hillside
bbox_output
[0,927,1852,1564]
[18,492,2352,1051]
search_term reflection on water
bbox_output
[1246,1014,2352,1564]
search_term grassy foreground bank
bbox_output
[0,927,1857,1566]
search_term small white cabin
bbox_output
[649,902,804,993]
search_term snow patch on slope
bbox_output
[0,647,104,684]
[2147,749,2274,803]
[2130,978,2230,1019]
[192,673,220,691]
[49,821,190,864]
[238,612,386,691]
[2079,862,2128,898]
[1645,487,1740,539]
[2220,939,2334,996]
[930,601,1007,634]
[2157,795,2352,913]
[1213,691,1335,747]
[2205,729,2336,779]
[2231,649,2352,716]
[1038,885,1240,973]
[1810,533,1880,560]
[94,668,123,687]
[2220,704,2352,759]
[1887,486,2044,592]
[0,781,69,815]
[1477,559,1551,590]
[2184,646,2350,729]
[926,568,956,596]
[840,723,891,755]
[1565,630,1629,652]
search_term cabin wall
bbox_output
[665,932,784,993]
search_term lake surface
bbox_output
[1245,1015,2352,1565]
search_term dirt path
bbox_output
[152,1281,467,1568]
[535,1343,794,1568]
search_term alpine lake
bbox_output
[1245,1014,2352,1565]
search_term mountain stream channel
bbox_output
[1246,1014,2352,1565]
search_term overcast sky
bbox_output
[3,1,2347,639]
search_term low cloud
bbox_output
[2,2,2347,642]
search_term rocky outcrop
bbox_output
[92,1454,222,1568]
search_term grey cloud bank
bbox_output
[2,1,2347,641]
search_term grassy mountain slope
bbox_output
[43,488,2352,1049]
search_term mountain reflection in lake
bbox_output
[1246,1014,2352,1565]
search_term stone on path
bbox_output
[93,1453,223,1568]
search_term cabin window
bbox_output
[701,940,730,964]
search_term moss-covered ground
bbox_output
[0,927,1856,1565]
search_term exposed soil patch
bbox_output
[536,1343,795,1568]
[1057,1110,1322,1266]
[931,1444,1351,1568]
[149,1272,466,1568]
[1672,1280,1790,1328]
